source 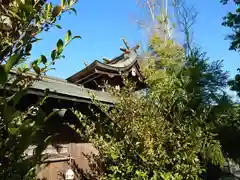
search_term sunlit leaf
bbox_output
[52,5,62,17]
[40,55,47,64]
[65,30,72,44]
[5,53,21,73]
[17,1,33,13]
[56,24,62,29]
[56,39,64,54]
[61,0,66,7]
[32,64,40,74]
[8,128,18,135]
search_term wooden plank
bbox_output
[36,143,99,179]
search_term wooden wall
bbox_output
[29,143,99,180]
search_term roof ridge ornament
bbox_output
[84,60,89,67]
[120,37,131,54]
[120,47,129,54]
[122,37,130,50]
[120,38,140,54]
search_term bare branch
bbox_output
[146,0,156,21]
[173,0,198,55]
[132,0,174,43]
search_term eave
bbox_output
[66,44,143,84]
[6,70,117,105]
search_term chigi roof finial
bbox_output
[120,37,131,54]
[122,37,130,50]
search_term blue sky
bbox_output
[31,0,239,80]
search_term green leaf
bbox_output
[44,135,52,143]
[65,30,72,44]
[59,55,65,59]
[17,1,33,13]
[61,0,66,6]
[56,39,64,54]
[51,50,57,60]
[22,64,30,72]
[36,15,41,24]
[22,33,31,44]
[8,10,21,20]
[56,24,62,29]
[8,127,18,135]
[46,3,52,15]
[25,44,32,53]
[52,5,62,17]
[40,55,47,64]
[69,8,77,15]
[7,89,27,107]
[5,53,21,73]
[32,64,40,74]
[31,38,41,43]
[0,65,8,84]
[72,35,81,40]
[4,105,16,124]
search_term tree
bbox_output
[173,0,198,55]
[0,0,80,179]
[132,0,173,43]
[72,33,233,179]
[221,0,240,51]
[220,0,240,98]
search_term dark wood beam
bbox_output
[75,72,97,84]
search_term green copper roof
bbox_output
[30,75,117,104]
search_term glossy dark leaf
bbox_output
[1,45,11,59]
[40,55,47,64]
[72,35,81,40]
[0,65,8,84]
[5,53,21,73]
[14,91,27,108]
[25,44,32,53]
[35,15,41,24]
[69,8,77,15]
[4,105,16,123]
[56,24,62,29]
[51,49,57,60]
[31,38,41,43]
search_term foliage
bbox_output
[221,0,240,51]
[72,35,233,180]
[228,71,240,98]
[221,0,240,98]
[0,0,80,179]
